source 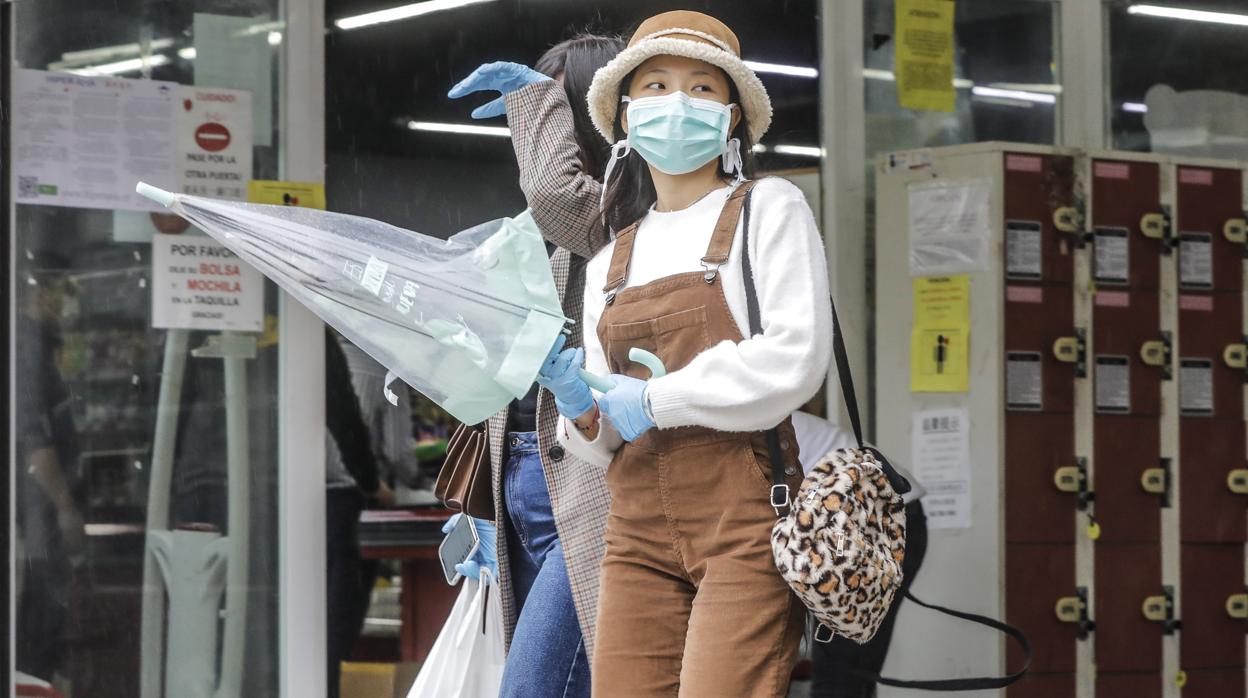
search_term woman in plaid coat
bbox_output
[449,34,622,696]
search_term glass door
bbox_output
[7,1,313,696]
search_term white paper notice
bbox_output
[151,235,263,331]
[13,69,178,211]
[908,178,993,276]
[912,408,972,529]
[177,85,253,200]
[193,13,273,147]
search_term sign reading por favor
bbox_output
[151,235,263,331]
[177,86,253,201]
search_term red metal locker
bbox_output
[1090,158,1165,289]
[1094,544,1165,674]
[1180,668,1246,697]
[1180,544,1246,671]
[1002,151,1077,285]
[1006,543,1080,675]
[1174,165,1243,293]
[1005,413,1077,544]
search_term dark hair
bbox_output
[534,34,626,181]
[600,66,756,234]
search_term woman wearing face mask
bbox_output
[534,11,833,696]
[445,33,623,697]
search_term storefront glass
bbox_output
[10,1,285,695]
[1108,0,1248,156]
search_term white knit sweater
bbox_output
[559,178,833,467]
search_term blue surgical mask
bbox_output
[601,91,743,204]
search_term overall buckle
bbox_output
[770,484,791,515]
[813,624,835,643]
[701,262,722,284]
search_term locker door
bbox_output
[1181,668,1246,697]
[1090,158,1165,286]
[1006,544,1079,675]
[1096,672,1163,698]
[1094,544,1164,673]
[1174,166,1243,293]
[1180,544,1247,671]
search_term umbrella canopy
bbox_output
[137,182,572,425]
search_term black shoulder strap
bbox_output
[741,184,1031,691]
[860,591,1033,691]
[739,181,908,500]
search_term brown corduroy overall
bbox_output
[590,182,806,697]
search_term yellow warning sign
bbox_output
[247,180,326,210]
[911,275,970,392]
[895,0,957,113]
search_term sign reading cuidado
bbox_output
[177,86,252,201]
[151,235,263,331]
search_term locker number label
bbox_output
[1179,232,1214,290]
[1006,352,1043,411]
[1179,358,1214,416]
[1094,227,1129,285]
[1095,355,1131,414]
[1006,220,1043,280]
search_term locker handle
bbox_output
[1054,465,1085,493]
[1142,596,1166,621]
[1228,469,1248,495]
[1140,467,1166,495]
[1224,217,1247,245]
[1226,593,1248,620]
[1224,344,1247,370]
[1053,331,1088,378]
[1142,587,1178,634]
[1055,596,1086,623]
[1140,211,1169,240]
[1139,333,1174,380]
[1053,206,1081,234]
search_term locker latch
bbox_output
[1142,586,1180,634]
[1223,343,1247,370]
[1140,207,1174,253]
[1053,206,1081,234]
[1055,587,1094,639]
[1140,458,1172,508]
[1227,469,1248,495]
[1053,457,1093,510]
[1226,592,1248,620]
[1052,329,1088,378]
[1139,332,1173,380]
[1224,217,1247,245]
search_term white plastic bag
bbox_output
[407,568,505,698]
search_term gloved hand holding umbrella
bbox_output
[134,182,664,427]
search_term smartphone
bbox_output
[438,515,481,585]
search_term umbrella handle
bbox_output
[136,182,176,208]
[577,348,667,393]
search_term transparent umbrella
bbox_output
[134,182,654,425]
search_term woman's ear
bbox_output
[620,108,630,135]
[729,104,742,138]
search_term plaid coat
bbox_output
[489,81,613,657]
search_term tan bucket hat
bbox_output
[586,10,772,144]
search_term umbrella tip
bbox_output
[136,182,175,208]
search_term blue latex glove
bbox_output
[447,61,551,119]
[599,374,656,442]
[535,335,594,419]
[441,514,498,581]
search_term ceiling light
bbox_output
[1122,102,1149,113]
[68,54,171,76]
[971,85,1056,104]
[752,144,822,158]
[178,48,197,60]
[1127,4,1248,27]
[52,39,174,70]
[863,69,972,89]
[268,31,283,46]
[407,120,511,137]
[335,0,497,31]
[744,61,818,78]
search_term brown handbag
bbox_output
[434,422,494,520]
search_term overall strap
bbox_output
[701,180,761,279]
[601,221,641,302]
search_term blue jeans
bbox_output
[500,431,591,698]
